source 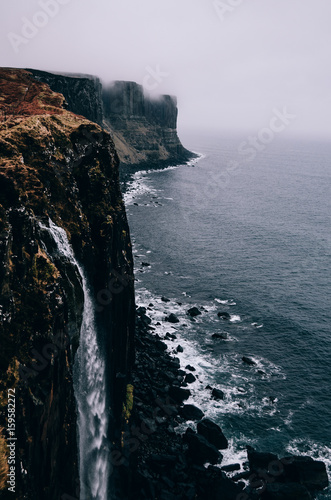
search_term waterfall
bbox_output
[39,219,109,500]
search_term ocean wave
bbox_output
[215,298,237,306]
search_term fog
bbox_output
[1,0,331,139]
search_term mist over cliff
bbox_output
[27,69,194,172]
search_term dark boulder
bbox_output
[282,456,329,491]
[136,306,147,315]
[169,386,190,403]
[176,345,184,353]
[180,404,204,421]
[184,373,196,384]
[242,356,257,366]
[155,340,167,351]
[218,312,231,320]
[212,388,225,401]
[187,307,201,317]
[165,313,180,324]
[197,418,228,450]
[161,296,170,302]
[141,262,151,267]
[248,449,278,472]
[221,463,241,472]
[185,430,221,465]
[185,365,196,372]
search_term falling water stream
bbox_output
[40,219,109,500]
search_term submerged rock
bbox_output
[242,356,257,366]
[218,312,231,320]
[165,313,180,324]
[212,332,228,340]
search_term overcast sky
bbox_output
[1,0,330,139]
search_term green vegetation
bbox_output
[122,384,134,423]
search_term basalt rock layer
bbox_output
[0,68,135,499]
[26,69,195,173]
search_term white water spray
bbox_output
[40,219,109,500]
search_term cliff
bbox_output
[27,68,104,127]
[102,81,194,170]
[0,68,135,499]
[25,69,195,172]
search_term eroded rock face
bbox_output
[103,80,194,169]
[0,68,135,499]
[27,68,104,126]
[22,69,195,171]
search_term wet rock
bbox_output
[197,418,228,450]
[212,332,228,340]
[221,463,241,472]
[161,296,170,302]
[165,332,177,340]
[185,430,221,465]
[242,356,256,366]
[185,365,196,372]
[209,475,244,499]
[187,307,201,317]
[184,373,196,384]
[282,456,329,491]
[212,388,225,401]
[169,386,190,403]
[155,340,168,351]
[136,306,147,315]
[247,449,278,472]
[232,471,253,482]
[165,313,180,323]
[176,345,184,353]
[218,312,231,320]
[180,404,204,421]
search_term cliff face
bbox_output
[0,69,135,499]
[102,81,193,170]
[23,69,194,172]
[27,68,104,127]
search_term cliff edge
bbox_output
[27,69,195,173]
[0,68,135,499]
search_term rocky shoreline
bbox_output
[122,306,329,499]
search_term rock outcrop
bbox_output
[102,81,193,170]
[0,68,135,499]
[25,69,195,175]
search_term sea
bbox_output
[123,132,331,498]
